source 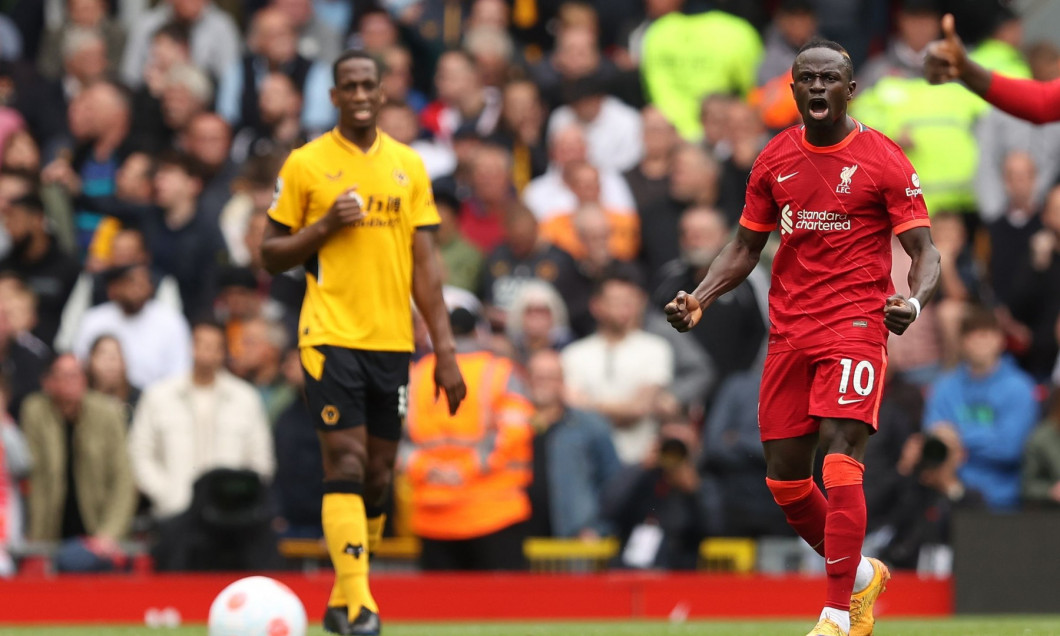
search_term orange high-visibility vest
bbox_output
[404,350,533,540]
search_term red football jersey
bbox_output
[740,120,930,351]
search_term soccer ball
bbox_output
[208,576,308,636]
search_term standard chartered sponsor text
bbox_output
[795,209,850,232]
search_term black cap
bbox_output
[900,0,941,15]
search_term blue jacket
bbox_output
[544,408,622,537]
[924,356,1039,510]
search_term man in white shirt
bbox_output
[561,270,675,464]
[72,264,191,389]
[128,321,274,519]
[120,0,240,87]
[522,124,636,222]
[547,75,643,174]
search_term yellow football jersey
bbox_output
[268,129,440,352]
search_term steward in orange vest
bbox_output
[402,305,534,570]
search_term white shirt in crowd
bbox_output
[128,370,274,519]
[120,2,240,87]
[72,299,192,389]
[561,330,675,464]
[522,166,637,222]
[547,97,644,174]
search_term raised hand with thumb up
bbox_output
[924,14,966,85]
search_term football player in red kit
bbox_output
[666,40,941,636]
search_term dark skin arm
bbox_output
[884,226,941,335]
[411,229,467,415]
[665,225,770,332]
[924,13,992,95]
[259,187,364,275]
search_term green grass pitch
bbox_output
[4,618,1060,636]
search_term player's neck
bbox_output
[803,115,856,148]
[337,124,378,152]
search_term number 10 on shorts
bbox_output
[838,358,875,397]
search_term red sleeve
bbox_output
[983,72,1060,126]
[739,155,779,233]
[880,144,930,235]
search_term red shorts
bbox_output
[758,339,887,442]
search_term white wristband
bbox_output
[907,297,921,321]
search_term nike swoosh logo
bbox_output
[777,172,798,182]
[826,556,851,565]
[838,396,865,405]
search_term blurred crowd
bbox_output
[0,0,1057,576]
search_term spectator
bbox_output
[84,334,140,420]
[219,154,284,267]
[888,232,944,386]
[55,28,112,104]
[974,43,1060,224]
[42,80,135,257]
[77,151,229,320]
[547,74,643,174]
[272,348,323,537]
[128,21,191,155]
[879,424,984,571]
[478,202,578,331]
[699,368,789,538]
[0,61,69,161]
[464,25,516,90]
[22,354,137,571]
[562,271,674,464]
[128,321,274,519]
[522,124,636,222]
[230,73,306,167]
[160,64,213,152]
[0,275,40,338]
[433,189,483,294]
[403,302,533,571]
[380,46,428,114]
[183,113,238,223]
[0,14,22,62]
[0,280,50,420]
[540,162,640,262]
[652,206,767,391]
[1008,184,1060,380]
[529,24,617,110]
[715,102,769,224]
[0,194,79,346]
[215,7,331,135]
[121,0,241,88]
[377,100,418,144]
[641,5,762,140]
[625,107,679,270]
[756,0,818,86]
[496,79,548,192]
[988,151,1043,306]
[72,263,192,389]
[603,420,717,569]
[928,212,984,369]
[229,316,295,424]
[459,143,515,253]
[0,379,31,575]
[525,349,620,539]
[852,0,986,215]
[270,0,342,65]
[1023,392,1060,507]
[420,50,502,145]
[38,0,126,81]
[924,307,1039,511]
[505,281,573,366]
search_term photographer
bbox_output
[602,419,720,570]
[879,427,984,571]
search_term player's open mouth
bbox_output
[808,98,829,120]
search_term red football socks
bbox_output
[765,476,827,557]
[822,454,867,612]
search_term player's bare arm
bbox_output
[884,226,941,336]
[664,226,770,332]
[260,187,365,274]
[411,229,467,415]
[924,13,992,95]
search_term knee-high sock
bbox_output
[322,483,377,617]
[365,503,387,553]
[766,476,828,557]
[822,454,867,612]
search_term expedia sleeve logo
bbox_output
[905,172,922,197]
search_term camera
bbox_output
[917,435,950,471]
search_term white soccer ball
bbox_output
[208,576,308,636]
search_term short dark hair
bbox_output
[432,188,460,214]
[960,305,1001,335]
[794,39,854,81]
[10,193,45,216]
[157,150,206,181]
[332,49,384,85]
[153,21,191,47]
[591,263,646,298]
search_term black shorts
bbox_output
[301,345,411,440]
